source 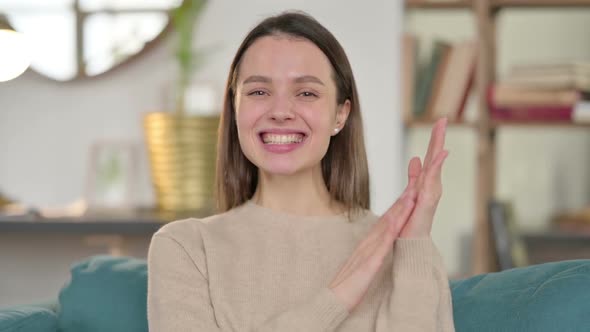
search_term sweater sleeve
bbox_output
[375,238,456,332]
[147,233,350,332]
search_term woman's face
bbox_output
[234,35,350,176]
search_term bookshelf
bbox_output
[492,0,590,8]
[407,0,590,9]
[407,121,477,128]
[491,122,590,128]
[404,0,590,275]
[406,0,472,9]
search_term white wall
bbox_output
[0,1,402,214]
[0,1,403,307]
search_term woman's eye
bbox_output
[248,90,266,96]
[299,91,318,98]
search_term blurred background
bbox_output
[1,0,590,308]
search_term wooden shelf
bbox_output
[491,121,590,128]
[405,120,476,128]
[0,220,163,235]
[406,0,590,9]
[521,229,590,265]
[406,0,472,9]
[493,0,590,8]
[0,208,211,234]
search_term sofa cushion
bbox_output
[0,305,58,332]
[57,255,148,332]
[451,259,590,332]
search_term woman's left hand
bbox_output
[399,117,449,238]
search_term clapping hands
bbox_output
[329,118,449,312]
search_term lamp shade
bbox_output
[0,29,31,82]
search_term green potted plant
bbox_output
[143,0,219,217]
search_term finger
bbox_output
[426,150,449,185]
[376,179,418,234]
[388,197,416,237]
[404,156,421,195]
[369,198,415,270]
[358,197,415,276]
[332,181,418,284]
[408,156,422,190]
[406,150,449,236]
[404,159,420,212]
[421,150,449,203]
[360,155,423,251]
[361,194,412,251]
[334,195,412,284]
[423,118,447,170]
[363,167,418,247]
[412,156,427,195]
[422,120,441,168]
[332,241,375,285]
[423,118,447,168]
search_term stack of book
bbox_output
[553,206,590,233]
[488,61,590,123]
[402,34,477,124]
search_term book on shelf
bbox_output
[490,83,581,108]
[489,200,529,270]
[402,34,418,124]
[407,0,466,5]
[413,40,451,120]
[504,61,590,93]
[423,41,453,120]
[489,105,573,122]
[487,85,574,122]
[509,61,590,77]
[402,35,476,124]
[553,206,590,233]
[489,60,590,123]
[426,40,476,122]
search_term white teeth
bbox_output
[261,133,304,144]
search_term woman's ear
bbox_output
[333,99,351,135]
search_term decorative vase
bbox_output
[143,112,219,216]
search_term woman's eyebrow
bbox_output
[242,75,325,86]
[243,75,271,84]
[294,75,325,86]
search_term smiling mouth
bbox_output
[259,133,307,145]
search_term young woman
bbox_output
[148,11,454,332]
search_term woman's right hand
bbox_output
[328,181,417,312]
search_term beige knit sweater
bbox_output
[147,200,455,331]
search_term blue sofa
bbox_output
[1,256,589,332]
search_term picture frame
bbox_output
[85,140,139,212]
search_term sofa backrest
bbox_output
[54,256,590,332]
[451,259,590,331]
[57,255,147,332]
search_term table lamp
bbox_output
[0,14,32,82]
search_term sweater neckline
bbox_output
[243,199,350,223]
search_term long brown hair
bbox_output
[215,11,370,217]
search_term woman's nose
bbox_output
[268,96,295,122]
